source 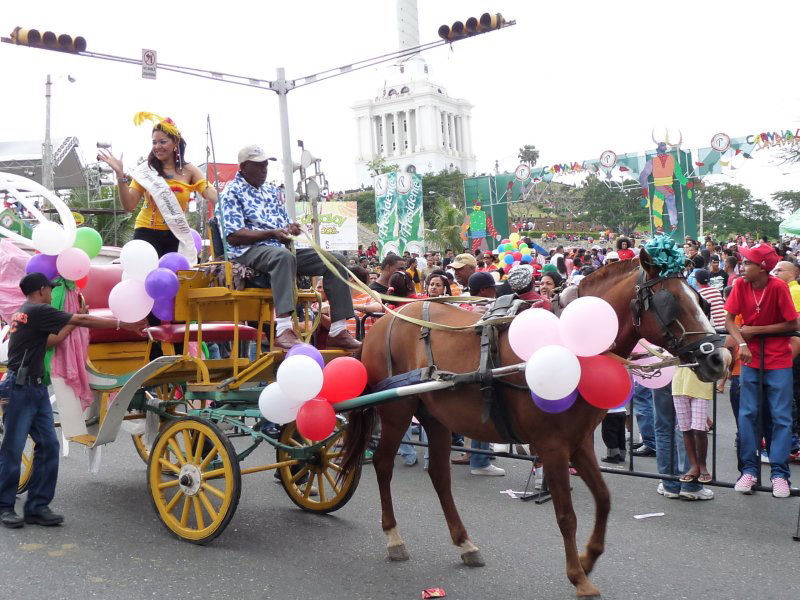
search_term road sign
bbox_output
[142,49,157,80]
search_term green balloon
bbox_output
[73,227,103,259]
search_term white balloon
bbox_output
[120,240,159,281]
[277,355,324,403]
[0,324,9,363]
[258,382,303,425]
[32,221,69,255]
[525,345,581,400]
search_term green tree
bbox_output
[576,176,649,234]
[772,190,800,216]
[424,196,465,252]
[366,157,398,176]
[518,144,539,167]
[421,169,465,228]
[352,190,376,225]
[699,183,778,239]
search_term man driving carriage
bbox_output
[218,145,361,351]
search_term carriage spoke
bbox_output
[302,475,314,498]
[201,468,226,481]
[198,490,218,522]
[192,496,205,529]
[198,446,219,471]
[180,495,191,526]
[287,438,303,448]
[289,465,310,484]
[317,471,327,503]
[201,483,226,500]
[181,430,193,459]
[323,468,341,494]
[158,479,180,490]
[167,439,186,466]
[326,461,343,473]
[192,432,206,465]
[165,489,184,513]
[158,458,181,474]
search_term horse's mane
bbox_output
[578,258,640,295]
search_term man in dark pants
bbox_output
[0,273,146,528]
[218,145,360,351]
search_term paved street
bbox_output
[1,391,798,600]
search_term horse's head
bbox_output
[633,247,729,382]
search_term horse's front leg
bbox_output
[417,412,484,567]
[570,435,610,575]
[540,448,601,598]
[375,402,415,561]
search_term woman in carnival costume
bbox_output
[98,112,218,259]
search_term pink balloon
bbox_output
[631,355,676,389]
[109,279,154,322]
[56,247,91,281]
[558,296,619,357]
[508,308,562,361]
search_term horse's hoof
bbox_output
[461,549,485,567]
[387,544,410,561]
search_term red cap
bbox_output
[739,243,779,272]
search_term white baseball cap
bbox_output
[237,145,277,165]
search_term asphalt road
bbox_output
[1,390,798,600]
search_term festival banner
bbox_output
[396,172,424,256]
[295,201,358,251]
[374,173,400,258]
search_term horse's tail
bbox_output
[338,406,376,482]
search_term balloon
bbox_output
[521,247,532,255]
[32,221,69,255]
[512,251,522,261]
[286,342,325,370]
[521,255,533,264]
[501,239,510,245]
[577,355,632,409]
[56,247,91,281]
[509,308,562,361]
[296,398,337,441]
[525,345,581,400]
[503,254,514,265]
[532,389,578,414]
[558,296,619,357]
[25,253,58,280]
[190,229,203,254]
[74,275,89,290]
[319,356,368,403]
[631,355,676,388]
[144,268,180,300]
[120,240,159,281]
[152,296,175,321]
[497,244,506,253]
[509,232,520,243]
[519,243,528,250]
[277,355,324,403]
[607,377,635,410]
[73,227,103,259]
[108,279,155,322]
[0,324,9,363]
[158,252,191,273]
[259,382,303,425]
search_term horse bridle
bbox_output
[630,269,724,358]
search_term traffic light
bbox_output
[438,13,506,41]
[9,27,86,53]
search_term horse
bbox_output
[340,248,728,598]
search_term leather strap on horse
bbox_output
[478,321,523,444]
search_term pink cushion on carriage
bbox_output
[145,323,264,344]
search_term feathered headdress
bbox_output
[133,111,181,139]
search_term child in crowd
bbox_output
[672,366,714,483]
[600,404,627,464]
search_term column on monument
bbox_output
[395,111,404,156]
[413,105,423,152]
[463,114,473,157]
[433,107,441,151]
[383,113,392,157]
[454,115,461,155]
[442,112,450,152]
[374,116,383,156]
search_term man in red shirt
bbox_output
[724,243,798,498]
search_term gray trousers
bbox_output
[234,245,355,322]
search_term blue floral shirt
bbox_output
[218,172,290,259]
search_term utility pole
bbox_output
[275,68,296,221]
[42,74,54,190]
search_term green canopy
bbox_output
[779,208,800,236]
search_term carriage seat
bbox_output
[145,323,264,344]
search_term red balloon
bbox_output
[296,398,336,441]
[319,356,368,404]
[75,275,89,290]
[512,251,523,261]
[577,355,631,409]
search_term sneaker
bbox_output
[403,454,418,467]
[470,464,506,476]
[656,482,680,499]
[632,445,656,457]
[680,487,714,501]
[363,449,374,464]
[601,455,623,464]
[23,507,64,526]
[735,473,757,494]
[771,477,791,498]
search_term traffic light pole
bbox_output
[42,74,54,191]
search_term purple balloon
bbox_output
[152,296,175,322]
[190,229,202,254]
[285,342,325,369]
[144,268,180,300]
[158,252,191,273]
[532,389,578,414]
[26,253,59,280]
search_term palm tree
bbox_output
[424,196,466,252]
[518,144,539,167]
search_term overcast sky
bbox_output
[3,0,800,205]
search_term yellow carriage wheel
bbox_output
[0,406,34,493]
[277,420,361,513]
[132,386,188,464]
[147,417,241,544]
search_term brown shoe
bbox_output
[451,452,470,465]
[326,330,362,351]
[274,329,302,351]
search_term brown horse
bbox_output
[341,249,728,598]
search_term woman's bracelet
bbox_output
[117,174,131,185]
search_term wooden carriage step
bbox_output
[68,434,96,447]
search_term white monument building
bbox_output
[352,0,477,186]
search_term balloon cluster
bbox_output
[258,344,368,441]
[509,297,632,413]
[26,225,103,290]
[108,241,189,322]
[497,232,533,268]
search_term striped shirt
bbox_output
[698,285,725,329]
